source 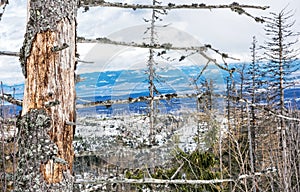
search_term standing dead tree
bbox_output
[247,36,261,192]
[261,9,300,192]
[144,0,168,141]
[13,0,77,191]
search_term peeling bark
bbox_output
[16,0,77,191]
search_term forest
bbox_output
[0,0,300,191]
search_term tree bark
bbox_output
[15,0,77,191]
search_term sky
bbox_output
[0,0,300,85]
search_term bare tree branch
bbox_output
[77,168,276,192]
[77,36,201,51]
[78,1,268,23]
[78,1,268,11]
[0,93,22,106]
[77,36,237,72]
[77,36,236,60]
[76,92,300,122]
[0,38,239,69]
[216,93,300,122]
[0,51,20,57]
[77,59,94,64]
[0,0,9,21]
[76,93,202,109]
[0,50,94,67]
[170,162,184,180]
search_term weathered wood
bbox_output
[76,37,234,72]
[0,93,22,106]
[77,36,239,61]
[76,91,300,122]
[76,167,277,192]
[78,1,269,11]
[0,51,20,57]
[16,0,77,191]
[76,93,200,108]
[78,1,268,23]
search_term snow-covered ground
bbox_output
[74,111,222,169]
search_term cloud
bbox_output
[0,57,24,85]
[0,0,26,51]
[1,0,300,85]
[78,25,211,74]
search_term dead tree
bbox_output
[146,0,161,140]
[262,9,300,192]
[14,0,77,191]
[248,36,260,192]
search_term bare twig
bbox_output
[78,178,233,192]
[194,60,210,84]
[0,93,23,106]
[0,0,9,22]
[215,93,300,122]
[0,51,20,57]
[77,59,94,64]
[170,162,184,180]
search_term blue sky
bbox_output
[0,0,299,84]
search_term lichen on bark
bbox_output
[20,0,77,77]
[17,0,77,190]
[15,109,73,191]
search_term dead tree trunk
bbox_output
[15,0,77,191]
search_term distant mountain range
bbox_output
[1,62,300,116]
